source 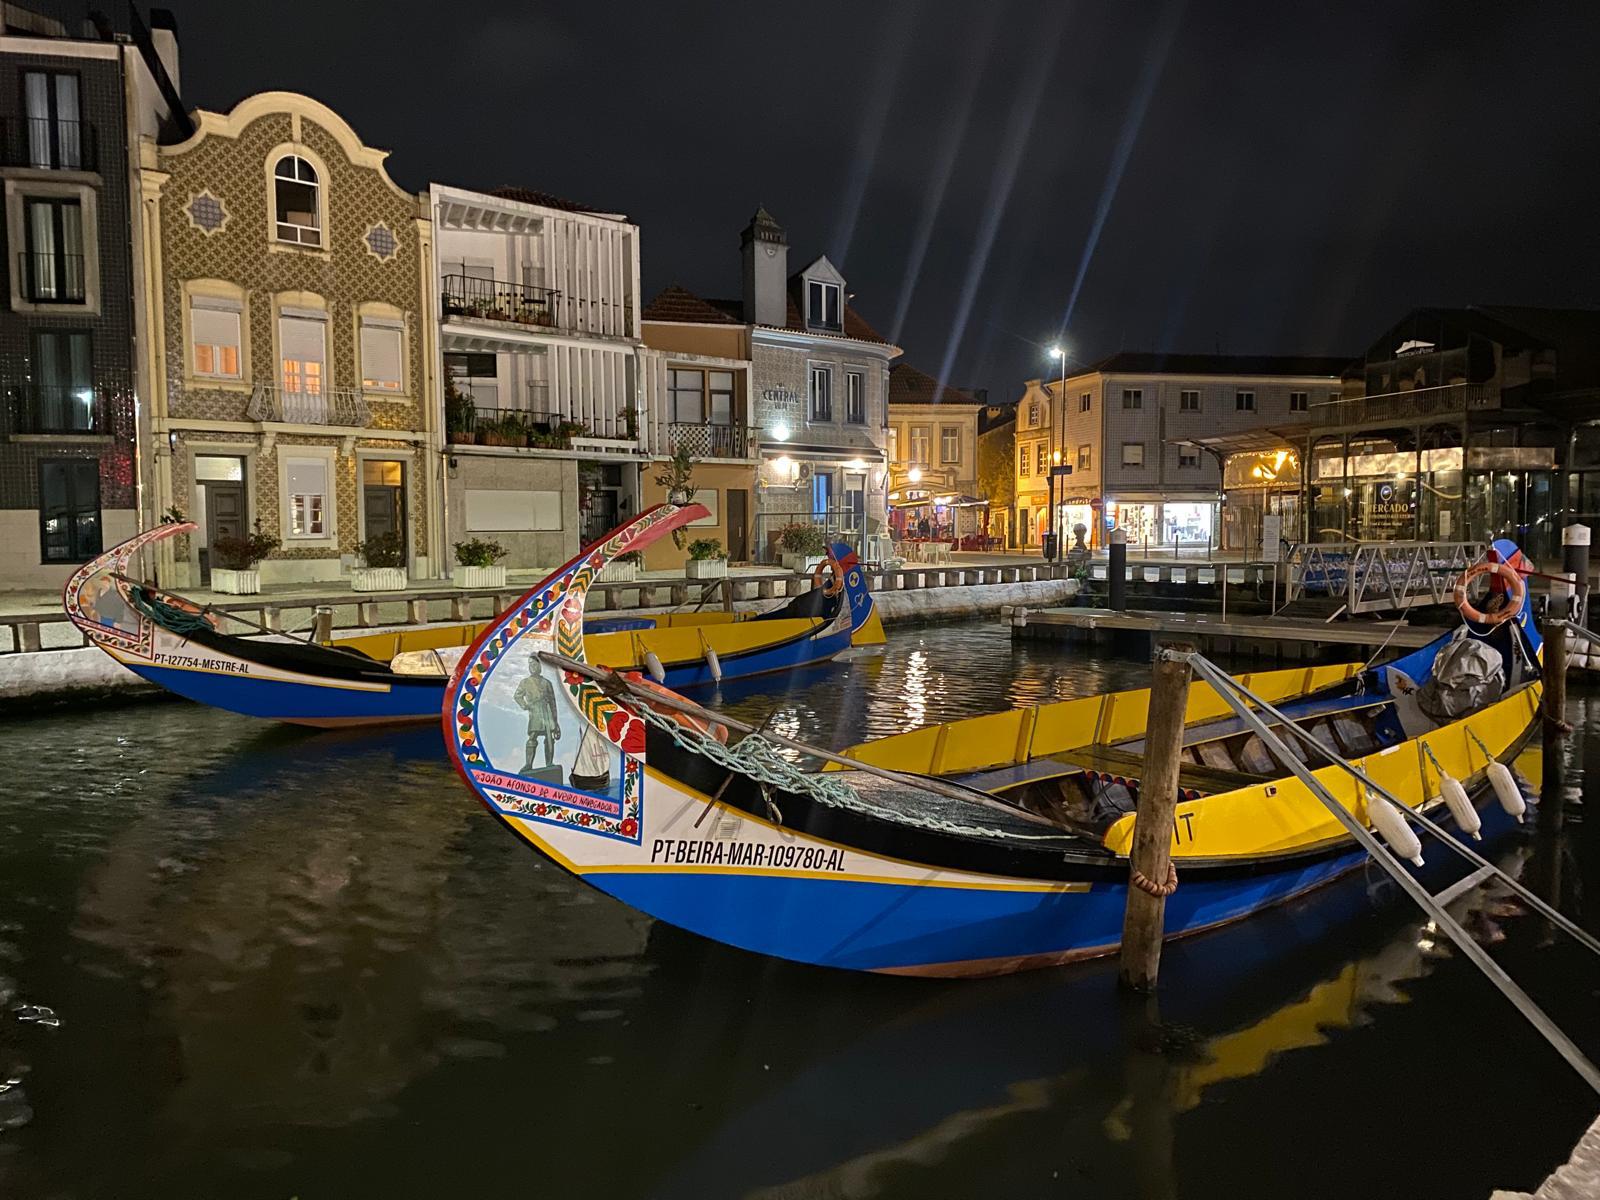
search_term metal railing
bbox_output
[752,508,864,564]
[1,381,125,435]
[0,116,96,170]
[451,406,573,446]
[441,274,560,328]
[1284,539,1487,613]
[1310,382,1498,425]
[667,421,751,459]
[245,383,371,427]
[18,251,85,303]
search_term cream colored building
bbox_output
[886,363,984,538]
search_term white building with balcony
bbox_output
[431,184,644,567]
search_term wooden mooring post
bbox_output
[1119,640,1194,992]
[1545,616,1570,736]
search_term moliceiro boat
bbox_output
[62,515,882,728]
[447,504,1543,976]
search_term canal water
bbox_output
[1,623,1598,1198]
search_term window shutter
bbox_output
[361,321,403,390]
[280,315,326,362]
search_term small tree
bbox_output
[654,444,697,547]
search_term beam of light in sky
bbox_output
[934,4,1069,397]
[829,5,908,269]
[1055,0,1186,343]
[888,10,998,347]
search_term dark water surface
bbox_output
[2,624,1599,1198]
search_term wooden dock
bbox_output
[1005,606,1444,661]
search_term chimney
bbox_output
[740,207,787,327]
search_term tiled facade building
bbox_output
[137,92,438,586]
[0,6,179,588]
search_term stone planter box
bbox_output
[598,560,639,583]
[781,552,825,575]
[686,558,727,579]
[352,567,408,592]
[454,564,507,589]
[210,567,261,595]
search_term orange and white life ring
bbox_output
[624,674,730,744]
[811,555,844,597]
[1454,560,1525,626]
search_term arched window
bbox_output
[272,155,321,247]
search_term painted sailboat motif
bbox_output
[61,515,883,728]
[447,503,1545,976]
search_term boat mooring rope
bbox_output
[126,584,215,637]
[1130,860,1179,897]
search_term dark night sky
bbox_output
[162,0,1600,401]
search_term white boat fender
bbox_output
[704,644,723,682]
[644,650,667,683]
[1367,790,1424,866]
[1436,772,1482,841]
[1487,760,1526,823]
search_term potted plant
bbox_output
[777,522,829,574]
[686,537,727,580]
[210,521,280,595]
[654,443,697,548]
[599,549,642,583]
[621,404,639,441]
[445,381,476,445]
[353,529,408,592]
[453,537,507,589]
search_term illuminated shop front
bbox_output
[1102,497,1216,550]
[1219,446,1301,554]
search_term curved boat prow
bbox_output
[63,521,198,654]
[831,542,886,647]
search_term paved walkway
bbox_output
[1492,1113,1600,1199]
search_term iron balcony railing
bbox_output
[1,380,128,435]
[0,116,96,171]
[667,421,751,459]
[1310,382,1499,426]
[245,383,371,427]
[441,274,560,328]
[18,251,85,303]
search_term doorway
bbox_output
[362,459,407,549]
[726,488,749,562]
[194,454,246,583]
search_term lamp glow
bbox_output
[907,467,922,483]
[771,422,791,442]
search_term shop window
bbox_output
[1180,390,1200,412]
[1235,390,1255,412]
[1122,389,1142,410]
[1122,442,1145,467]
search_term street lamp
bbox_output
[1045,345,1068,560]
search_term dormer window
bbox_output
[272,155,321,247]
[807,280,841,331]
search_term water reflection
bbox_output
[0,628,1594,1198]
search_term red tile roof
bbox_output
[486,185,611,215]
[641,285,742,325]
[640,285,894,348]
[888,362,981,405]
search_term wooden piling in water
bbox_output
[1119,640,1194,992]
[1545,616,1570,735]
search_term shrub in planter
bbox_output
[210,522,279,594]
[599,549,641,582]
[776,522,829,574]
[453,537,508,589]
[353,530,407,592]
[685,537,727,579]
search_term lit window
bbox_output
[1235,391,1255,412]
[1122,442,1144,467]
[1036,443,1047,473]
[1122,389,1142,410]
[284,456,328,538]
[360,318,404,392]
[807,280,841,330]
[279,312,328,422]
[191,296,242,379]
[272,155,321,247]
[1180,390,1200,412]
[1077,444,1091,469]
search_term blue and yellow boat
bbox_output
[63,519,882,728]
[447,502,1544,976]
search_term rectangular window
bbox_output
[191,297,242,379]
[279,312,327,421]
[1079,392,1092,413]
[1178,448,1199,468]
[360,318,404,392]
[284,456,329,538]
[22,196,84,303]
[1122,442,1145,467]
[1019,446,1030,477]
[1235,390,1255,412]
[1289,391,1308,412]
[1077,444,1091,469]
[1028,399,1040,426]
[1179,390,1200,412]
[940,425,960,463]
[845,370,865,423]
[1036,443,1048,474]
[23,71,84,170]
[910,425,931,464]
[888,426,899,462]
[31,329,92,432]
[708,370,734,424]
[809,364,832,421]
[445,351,498,408]
[38,457,99,562]
[1122,389,1142,410]
[670,368,704,423]
[807,280,841,330]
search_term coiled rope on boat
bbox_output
[1130,860,1179,897]
[126,584,216,637]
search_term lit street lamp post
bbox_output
[1046,345,1069,561]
